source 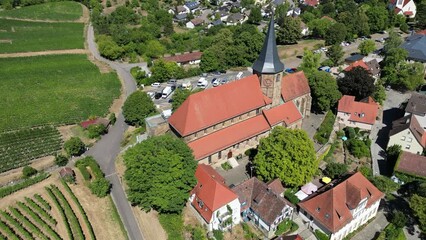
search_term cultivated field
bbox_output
[0,19,84,53]
[0,2,83,21]
[0,54,121,131]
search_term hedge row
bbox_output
[34,193,51,211]
[8,207,46,240]
[45,186,73,240]
[0,210,34,240]
[77,164,91,181]
[25,197,57,225]
[75,156,103,179]
[0,173,49,198]
[0,219,19,240]
[61,179,96,240]
[51,185,85,239]
[16,201,61,240]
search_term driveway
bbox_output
[352,211,388,240]
[302,113,325,152]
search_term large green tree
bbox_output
[277,17,302,44]
[383,30,403,55]
[123,91,156,126]
[338,67,375,100]
[358,39,376,55]
[308,71,342,112]
[299,50,321,74]
[308,18,334,38]
[248,6,262,24]
[416,2,426,29]
[366,6,389,33]
[410,194,426,232]
[254,127,317,187]
[124,135,197,213]
[326,44,344,66]
[325,23,347,45]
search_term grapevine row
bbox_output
[0,173,50,198]
[0,210,34,240]
[0,219,19,240]
[34,194,51,211]
[25,197,57,225]
[8,207,47,240]
[45,186,73,240]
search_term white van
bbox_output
[181,81,192,90]
[162,86,172,98]
[197,78,208,89]
[236,72,243,79]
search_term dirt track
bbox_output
[0,49,89,58]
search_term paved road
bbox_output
[86,24,144,240]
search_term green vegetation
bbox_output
[158,214,184,240]
[212,230,224,240]
[0,55,120,131]
[0,2,82,21]
[307,71,341,113]
[241,222,260,240]
[0,210,33,239]
[0,173,49,198]
[379,223,406,240]
[0,126,61,173]
[221,162,232,171]
[344,127,371,158]
[410,194,426,233]
[371,176,399,194]
[338,67,375,101]
[34,194,51,211]
[64,137,85,157]
[0,219,20,240]
[54,154,68,167]
[75,156,111,197]
[284,188,300,205]
[0,19,84,53]
[87,124,107,139]
[358,40,376,55]
[314,230,330,240]
[123,91,156,127]
[89,178,111,197]
[324,162,348,178]
[275,219,298,235]
[314,111,336,144]
[25,197,56,225]
[45,186,73,240]
[22,166,37,178]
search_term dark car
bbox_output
[171,85,176,91]
[211,78,217,84]
[221,78,228,84]
[154,92,162,99]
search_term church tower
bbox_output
[252,15,284,107]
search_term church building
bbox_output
[168,17,312,164]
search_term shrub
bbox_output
[22,166,37,178]
[314,111,336,144]
[213,230,224,240]
[284,189,300,205]
[275,220,292,235]
[87,124,107,138]
[314,229,330,240]
[109,113,117,124]
[64,137,85,156]
[221,162,232,171]
[391,210,407,229]
[346,138,370,158]
[358,165,373,180]
[158,214,184,240]
[325,162,348,178]
[371,176,400,194]
[0,173,49,198]
[55,154,68,166]
[89,178,111,197]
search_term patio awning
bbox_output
[322,177,332,184]
[301,182,318,195]
[295,190,309,201]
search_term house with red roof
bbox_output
[189,164,241,231]
[389,0,416,18]
[302,0,319,7]
[168,17,311,165]
[163,51,202,66]
[395,151,426,178]
[298,172,384,240]
[337,95,379,131]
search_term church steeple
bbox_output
[252,14,284,74]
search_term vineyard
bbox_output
[0,127,62,173]
[0,182,95,239]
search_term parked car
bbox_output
[197,77,208,88]
[154,92,162,99]
[168,79,177,85]
[285,68,295,73]
[147,92,155,99]
[212,79,220,87]
[221,77,228,85]
[151,82,160,87]
[211,78,217,84]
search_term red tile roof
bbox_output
[304,0,319,6]
[191,164,238,222]
[417,29,426,35]
[396,151,426,177]
[81,119,98,129]
[409,116,426,148]
[263,101,302,126]
[404,11,413,16]
[188,115,271,160]
[344,60,371,73]
[163,52,203,63]
[338,95,379,125]
[298,172,384,233]
[169,75,267,136]
[281,71,311,101]
[267,179,285,196]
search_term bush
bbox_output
[22,166,37,178]
[64,137,85,156]
[358,165,373,179]
[325,162,348,178]
[314,229,330,240]
[391,210,407,229]
[89,178,111,197]
[314,111,336,144]
[0,173,49,198]
[346,138,370,158]
[275,220,292,235]
[158,214,184,240]
[109,113,117,124]
[213,230,224,240]
[284,189,300,205]
[87,124,107,138]
[371,176,400,194]
[221,162,232,171]
[55,154,68,166]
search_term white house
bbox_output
[186,18,204,29]
[337,95,379,131]
[189,164,241,231]
[163,52,203,66]
[390,0,417,18]
[298,172,384,240]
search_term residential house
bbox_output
[344,60,381,79]
[163,52,203,66]
[170,5,189,15]
[337,95,379,131]
[80,118,110,129]
[298,172,384,240]
[167,17,311,165]
[232,177,294,238]
[389,0,416,18]
[184,1,199,13]
[226,13,246,25]
[174,13,188,22]
[302,0,319,7]
[186,18,204,28]
[287,8,301,17]
[395,151,426,178]
[208,19,223,28]
[344,54,364,64]
[400,34,426,63]
[274,235,304,240]
[189,164,241,231]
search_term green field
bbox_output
[0,2,83,21]
[0,19,84,53]
[0,54,121,131]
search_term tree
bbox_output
[254,127,317,187]
[416,2,426,29]
[124,135,197,213]
[300,50,321,74]
[248,6,262,25]
[366,6,388,33]
[326,44,344,66]
[308,71,342,112]
[325,23,347,45]
[373,82,386,105]
[123,91,156,127]
[87,124,107,139]
[308,18,334,38]
[145,40,166,58]
[383,31,403,55]
[410,194,426,232]
[371,176,399,194]
[64,137,85,157]
[355,10,370,37]
[338,67,375,100]
[55,155,69,167]
[172,88,191,111]
[89,178,111,197]
[277,17,302,44]
[358,39,376,55]
[22,166,37,178]
[275,3,291,25]
[325,162,348,178]
[391,210,407,229]
[97,35,124,60]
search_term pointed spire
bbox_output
[252,14,284,74]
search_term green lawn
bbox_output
[0,2,83,21]
[0,54,121,131]
[0,19,84,53]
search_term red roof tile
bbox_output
[281,71,311,101]
[344,60,371,73]
[81,119,98,129]
[263,101,302,126]
[404,11,413,16]
[396,151,426,177]
[409,116,426,148]
[188,115,271,160]
[338,95,379,125]
[298,172,384,233]
[304,0,319,6]
[191,165,238,222]
[163,52,202,63]
[267,179,285,196]
[169,75,267,136]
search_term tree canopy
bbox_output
[338,67,375,100]
[299,50,321,74]
[254,127,317,187]
[248,6,262,24]
[124,135,197,213]
[277,17,302,44]
[325,23,347,46]
[358,39,376,55]
[324,162,348,178]
[308,71,342,112]
[326,44,344,66]
[123,91,156,127]
[64,137,85,157]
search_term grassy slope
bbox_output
[0,54,120,131]
[0,19,84,53]
[0,2,82,21]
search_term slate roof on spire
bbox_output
[252,15,284,74]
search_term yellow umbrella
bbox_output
[322,177,332,184]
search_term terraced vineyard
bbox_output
[0,126,62,173]
[0,184,95,239]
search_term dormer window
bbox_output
[198,200,204,208]
[316,207,321,212]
